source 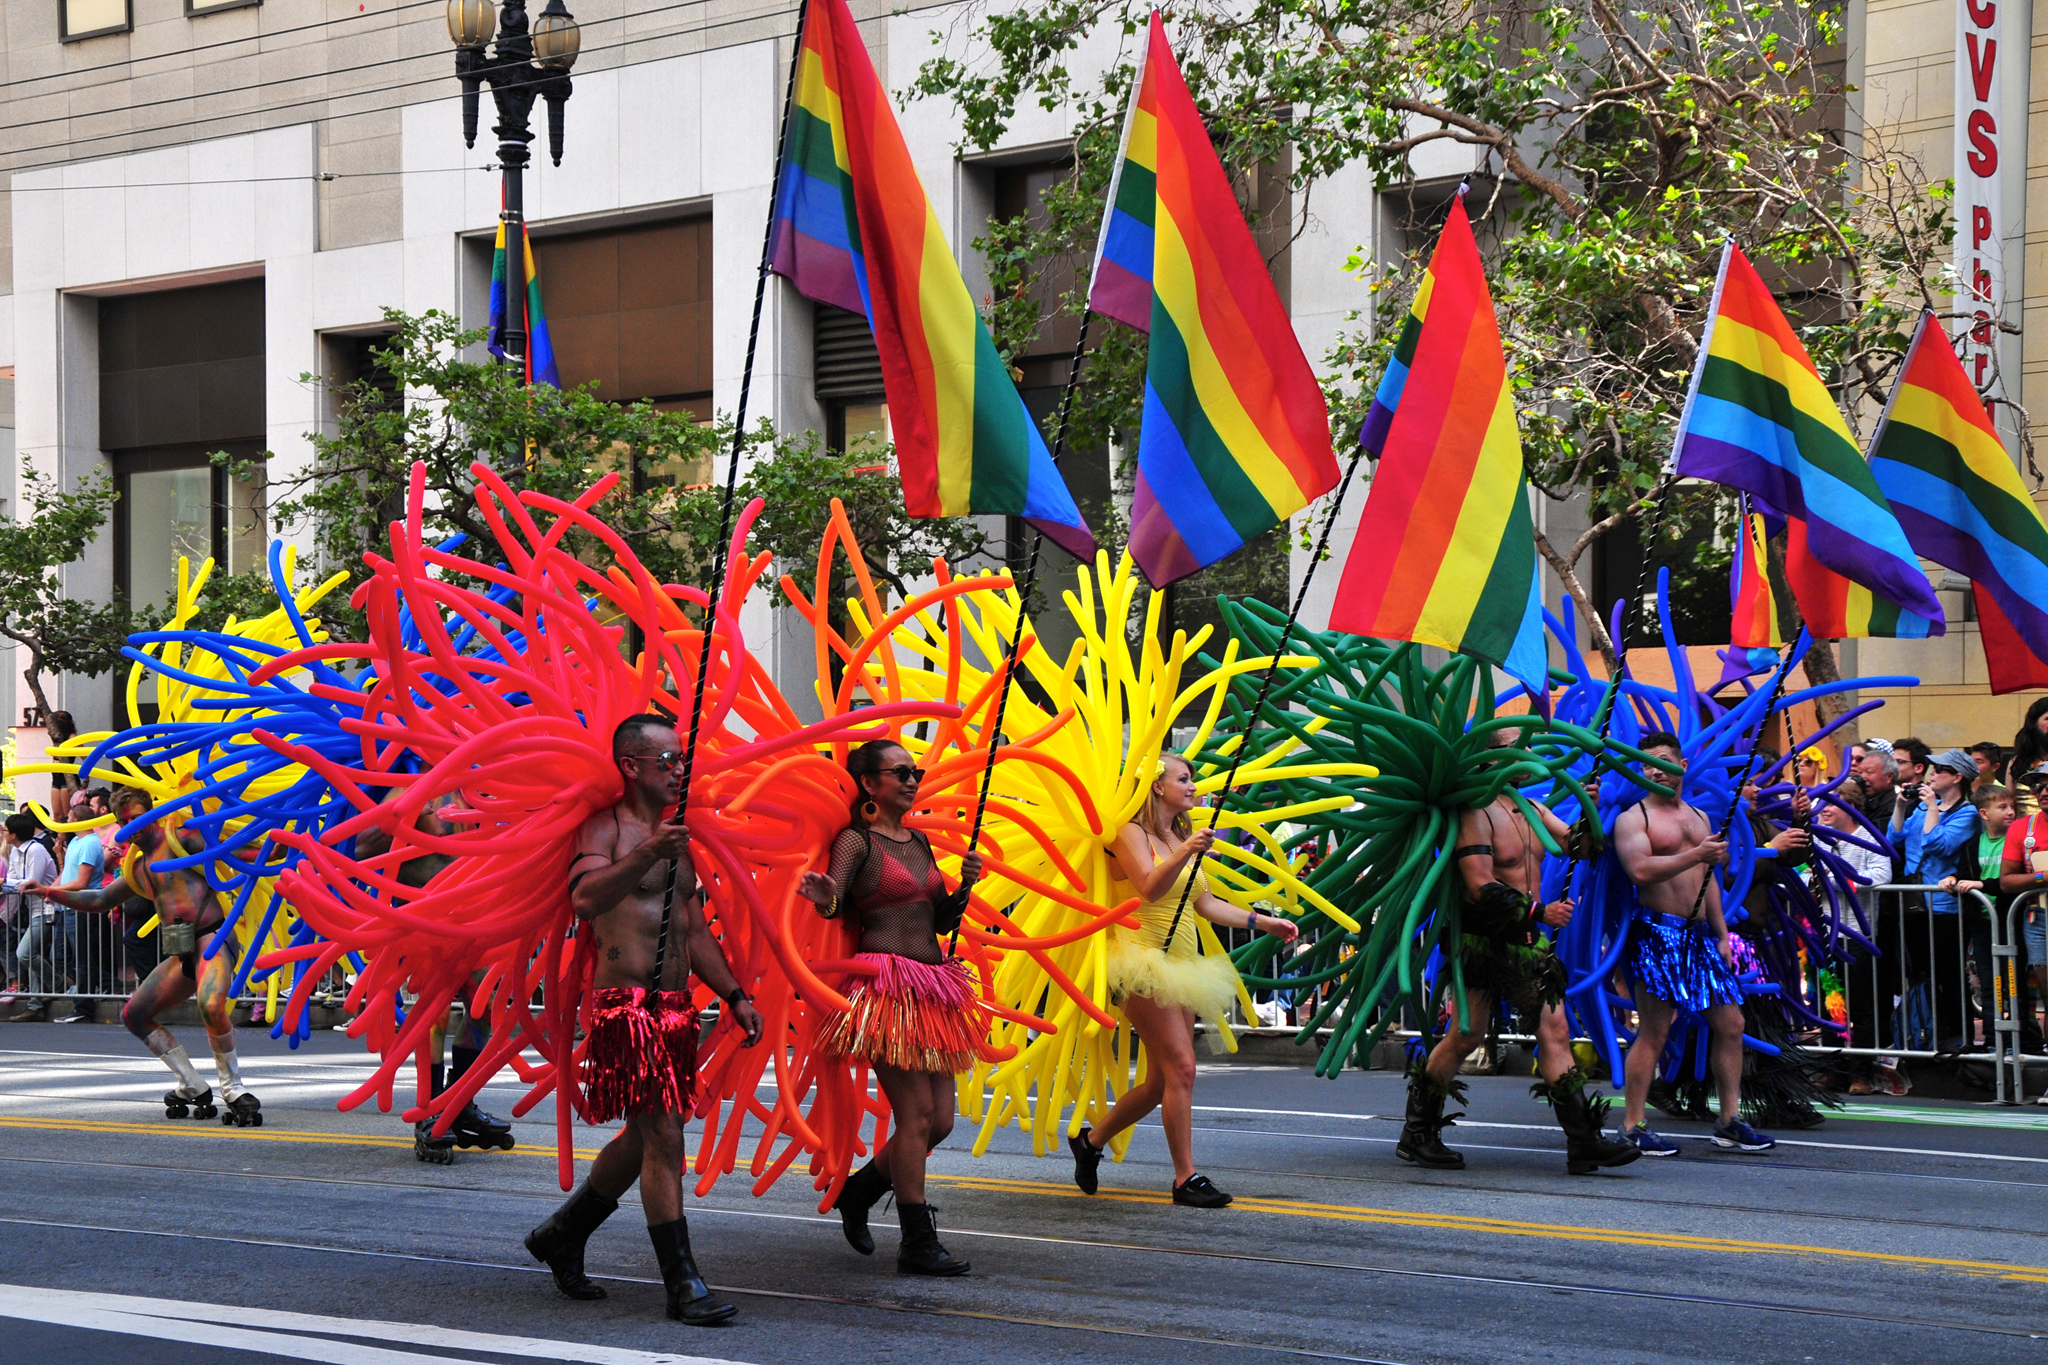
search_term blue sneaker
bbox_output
[1623,1123,1682,1158]
[1711,1119,1776,1152]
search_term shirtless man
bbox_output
[356,788,514,1164]
[29,787,262,1126]
[1613,731,1779,1155]
[1398,732,1639,1175]
[524,714,765,1327]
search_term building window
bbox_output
[531,216,714,417]
[186,0,259,13]
[59,0,130,40]
[815,304,888,456]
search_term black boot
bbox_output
[1538,1070,1642,1175]
[1394,1071,1466,1169]
[525,1181,617,1300]
[647,1218,737,1325]
[895,1202,970,1276]
[832,1158,892,1255]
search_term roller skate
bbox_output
[164,1085,213,1120]
[415,1118,456,1165]
[221,1093,263,1127]
[449,1100,515,1152]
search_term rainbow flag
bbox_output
[1087,11,1338,587]
[767,0,1094,561]
[1870,309,2048,662]
[1738,496,1934,641]
[1328,194,1548,694]
[1731,504,1782,648]
[488,214,559,388]
[1673,242,1943,631]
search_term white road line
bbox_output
[0,1283,744,1365]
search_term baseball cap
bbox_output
[1928,747,1976,777]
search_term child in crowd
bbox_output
[1941,784,2020,1058]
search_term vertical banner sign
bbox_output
[1957,0,2002,391]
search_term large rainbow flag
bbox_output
[767,0,1094,560]
[1673,242,1943,633]
[1087,10,1337,587]
[1328,195,1549,694]
[1869,309,2048,662]
[1735,497,1934,642]
[488,214,560,388]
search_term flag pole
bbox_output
[947,310,1095,954]
[652,0,813,993]
[1156,443,1368,954]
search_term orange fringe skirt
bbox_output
[817,953,994,1074]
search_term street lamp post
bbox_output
[448,0,580,382]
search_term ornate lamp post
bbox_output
[448,0,579,379]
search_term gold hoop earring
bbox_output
[861,800,879,821]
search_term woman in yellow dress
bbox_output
[1068,754,1298,1207]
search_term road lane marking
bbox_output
[0,1283,743,1364]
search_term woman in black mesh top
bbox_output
[797,738,984,1276]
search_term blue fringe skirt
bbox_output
[1628,910,1744,1013]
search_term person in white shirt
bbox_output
[6,812,62,1020]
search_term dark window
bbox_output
[816,305,887,455]
[59,0,130,40]
[531,217,714,417]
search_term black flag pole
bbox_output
[1156,443,1369,953]
[946,310,1095,955]
[651,0,813,992]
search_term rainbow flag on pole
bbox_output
[488,214,559,388]
[1869,309,2048,662]
[1086,10,1337,587]
[1673,242,1943,633]
[1328,194,1549,693]
[767,0,1094,560]
[1731,502,1782,648]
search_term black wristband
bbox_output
[721,986,749,1007]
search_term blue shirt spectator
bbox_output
[58,829,104,891]
[1916,749,1983,914]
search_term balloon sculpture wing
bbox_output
[245,465,955,1190]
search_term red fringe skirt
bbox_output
[581,987,697,1123]
[817,953,992,1074]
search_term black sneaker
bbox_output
[1069,1127,1103,1195]
[1171,1173,1232,1208]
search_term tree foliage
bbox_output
[228,310,997,641]
[0,461,131,722]
[913,0,1976,712]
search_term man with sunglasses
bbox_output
[525,713,765,1327]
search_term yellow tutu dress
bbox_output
[1106,858,1244,1038]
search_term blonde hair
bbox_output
[1137,754,1195,842]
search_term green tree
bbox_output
[913,0,1973,720]
[225,309,996,640]
[0,460,132,723]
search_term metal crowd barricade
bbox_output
[1993,888,2045,1105]
[1832,883,2031,1066]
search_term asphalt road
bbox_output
[1,1021,2044,1365]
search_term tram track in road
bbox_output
[1,1211,2041,1347]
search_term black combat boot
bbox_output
[647,1217,737,1325]
[525,1181,618,1300]
[895,1202,970,1276]
[832,1158,892,1255]
[1538,1069,1642,1175]
[1394,1071,1466,1169]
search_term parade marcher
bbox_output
[1066,754,1301,1207]
[795,738,985,1273]
[1397,733,1639,1176]
[356,788,513,1164]
[27,786,262,1124]
[1613,733,1777,1155]
[524,715,765,1326]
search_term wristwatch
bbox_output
[721,986,750,1007]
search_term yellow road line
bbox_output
[9,1115,2045,1284]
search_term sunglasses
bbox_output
[630,750,684,771]
[878,765,925,784]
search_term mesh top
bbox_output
[826,825,948,963]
